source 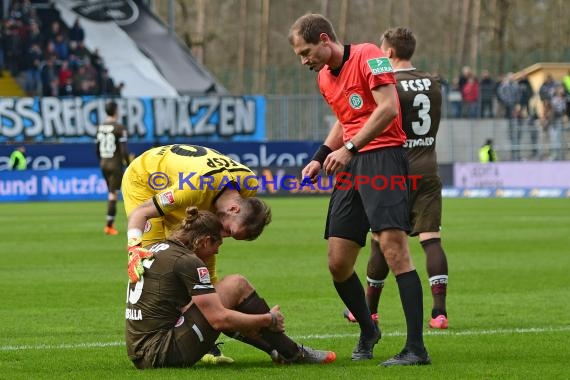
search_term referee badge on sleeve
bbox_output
[367,57,393,75]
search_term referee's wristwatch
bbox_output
[344,140,359,154]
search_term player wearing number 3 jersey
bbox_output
[358,28,449,337]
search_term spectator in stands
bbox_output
[82,57,99,94]
[0,5,121,99]
[479,69,495,118]
[518,74,537,159]
[538,75,559,157]
[43,40,56,60]
[47,20,63,45]
[4,17,24,75]
[518,74,534,119]
[69,17,85,43]
[458,65,472,93]
[90,47,104,73]
[461,76,479,118]
[40,54,58,96]
[547,86,567,161]
[59,76,73,97]
[73,63,88,95]
[74,40,90,63]
[26,22,43,51]
[53,33,69,61]
[67,40,82,70]
[58,59,73,93]
[99,68,117,95]
[539,74,558,113]
[497,73,522,160]
[24,41,42,95]
[562,70,570,118]
[448,77,462,118]
[0,23,5,75]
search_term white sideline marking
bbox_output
[2,326,569,351]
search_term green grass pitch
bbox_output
[1,197,569,379]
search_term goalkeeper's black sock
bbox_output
[106,199,117,227]
[234,291,299,359]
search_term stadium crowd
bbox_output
[0,0,122,97]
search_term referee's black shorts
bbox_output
[324,146,411,247]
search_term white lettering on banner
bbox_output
[0,96,256,139]
[153,97,256,137]
[0,96,257,140]
[219,97,255,136]
[0,98,23,137]
[0,98,147,139]
[454,162,570,188]
[41,175,107,195]
[0,155,66,171]
[0,176,38,195]
[191,97,217,135]
[225,145,309,167]
[16,98,43,136]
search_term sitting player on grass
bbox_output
[125,207,336,369]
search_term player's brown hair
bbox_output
[105,101,118,117]
[381,27,416,61]
[288,13,337,45]
[238,197,272,241]
[170,207,222,251]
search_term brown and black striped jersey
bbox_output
[394,69,442,177]
[125,240,216,362]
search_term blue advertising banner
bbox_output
[0,95,265,143]
[0,142,321,170]
[0,169,109,202]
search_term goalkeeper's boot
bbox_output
[428,314,448,329]
[201,342,234,365]
[271,344,336,364]
[380,347,431,367]
[343,308,379,323]
[104,225,119,235]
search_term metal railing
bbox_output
[264,95,570,163]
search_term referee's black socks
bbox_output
[334,272,377,336]
[396,270,426,353]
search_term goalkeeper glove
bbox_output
[127,238,154,283]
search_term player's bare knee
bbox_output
[226,274,253,292]
[217,274,254,305]
[382,243,413,274]
[328,261,353,282]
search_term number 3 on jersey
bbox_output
[412,93,431,136]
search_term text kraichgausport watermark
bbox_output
[147,172,422,192]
